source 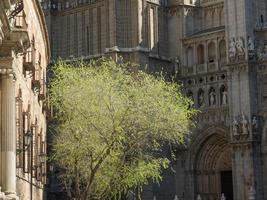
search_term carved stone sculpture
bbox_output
[236,37,245,57]
[229,38,236,59]
[198,92,204,107]
[174,195,179,200]
[221,193,226,200]
[252,116,258,131]
[222,90,228,105]
[248,36,255,52]
[256,43,266,61]
[241,115,249,135]
[233,118,239,136]
[209,90,216,106]
[248,186,256,200]
[197,194,202,200]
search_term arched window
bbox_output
[219,40,226,61]
[208,42,216,63]
[197,44,205,64]
[186,47,194,66]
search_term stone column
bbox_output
[1,72,18,200]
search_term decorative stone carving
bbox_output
[198,90,205,107]
[222,90,228,105]
[174,195,179,200]
[247,36,255,52]
[248,36,255,59]
[228,38,236,60]
[197,194,202,200]
[209,89,216,106]
[233,118,239,136]
[248,186,256,200]
[229,37,246,61]
[153,196,157,200]
[256,42,267,61]
[236,37,245,57]
[252,116,258,131]
[241,115,249,135]
[221,193,226,200]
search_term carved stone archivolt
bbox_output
[191,130,231,199]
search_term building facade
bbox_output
[0,0,50,199]
[41,0,267,200]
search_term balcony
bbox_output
[38,79,46,101]
[196,63,207,74]
[8,9,30,53]
[32,66,41,90]
[23,49,35,72]
[207,61,218,72]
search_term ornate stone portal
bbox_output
[194,133,232,200]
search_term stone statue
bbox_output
[198,92,204,107]
[248,36,255,52]
[153,196,157,200]
[233,118,239,136]
[174,195,179,200]
[221,193,226,200]
[248,186,256,200]
[256,43,265,61]
[229,38,236,59]
[236,37,245,56]
[222,90,228,105]
[209,90,216,106]
[197,194,202,200]
[252,116,258,130]
[241,115,249,135]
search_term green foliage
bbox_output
[49,58,195,200]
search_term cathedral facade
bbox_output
[41,0,267,200]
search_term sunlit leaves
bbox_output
[49,58,195,200]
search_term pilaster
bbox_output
[0,57,19,200]
[228,62,263,200]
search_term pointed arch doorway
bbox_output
[194,133,233,200]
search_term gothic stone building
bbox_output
[41,0,267,200]
[0,0,50,199]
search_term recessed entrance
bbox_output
[221,171,233,200]
[194,133,232,200]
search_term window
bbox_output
[208,42,216,63]
[16,89,23,168]
[186,47,194,66]
[197,44,205,64]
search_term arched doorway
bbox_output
[194,133,233,200]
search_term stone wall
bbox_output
[0,0,50,199]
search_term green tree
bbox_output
[49,58,195,200]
